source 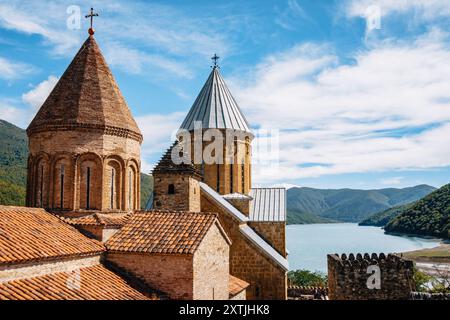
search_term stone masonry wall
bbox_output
[193,223,230,300]
[106,252,194,300]
[153,174,200,212]
[201,194,287,300]
[328,253,415,300]
[248,222,286,257]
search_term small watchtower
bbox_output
[152,141,202,212]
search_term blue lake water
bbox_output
[286,223,441,272]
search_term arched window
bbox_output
[110,167,115,209]
[39,164,44,207]
[60,164,65,209]
[86,166,91,209]
[53,158,71,210]
[128,168,135,210]
[168,184,175,194]
[78,158,100,210]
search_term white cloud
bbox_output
[0,76,58,128]
[0,56,35,80]
[231,31,450,185]
[136,112,186,170]
[0,1,233,77]
[380,177,404,185]
[0,99,28,127]
[346,0,450,21]
[103,43,192,79]
[22,75,58,109]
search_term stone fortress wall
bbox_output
[327,253,415,300]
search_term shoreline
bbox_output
[401,243,450,266]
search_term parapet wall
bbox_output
[328,253,415,300]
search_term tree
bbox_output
[287,269,327,287]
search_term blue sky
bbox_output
[1,0,450,189]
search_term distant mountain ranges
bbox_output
[1,118,448,239]
[0,119,153,208]
[287,183,450,239]
[287,185,436,224]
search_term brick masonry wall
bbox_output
[248,222,286,257]
[201,194,287,300]
[106,252,194,300]
[328,253,415,300]
[27,130,141,212]
[193,223,230,300]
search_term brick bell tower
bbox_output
[26,25,142,213]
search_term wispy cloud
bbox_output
[1,75,58,127]
[231,30,450,184]
[346,0,450,20]
[0,0,234,78]
[0,56,35,80]
[22,75,58,109]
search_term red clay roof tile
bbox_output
[0,206,104,265]
[106,210,218,254]
[0,265,149,300]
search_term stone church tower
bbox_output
[178,65,253,196]
[26,33,142,213]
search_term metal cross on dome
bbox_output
[211,54,220,68]
[85,7,99,35]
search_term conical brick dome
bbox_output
[27,35,142,142]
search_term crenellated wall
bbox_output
[327,253,415,300]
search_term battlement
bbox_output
[328,253,414,269]
[327,252,415,300]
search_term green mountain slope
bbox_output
[0,119,153,208]
[359,203,412,227]
[0,120,28,205]
[385,184,450,238]
[287,185,436,224]
[287,209,338,224]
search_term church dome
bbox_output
[27,35,142,142]
[179,67,251,134]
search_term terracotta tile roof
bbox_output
[60,212,132,228]
[27,35,142,142]
[106,210,225,254]
[152,141,202,177]
[0,265,149,300]
[229,275,249,297]
[0,206,104,265]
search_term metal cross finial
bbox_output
[211,54,220,68]
[85,7,99,35]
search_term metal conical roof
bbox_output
[27,35,142,142]
[180,67,251,133]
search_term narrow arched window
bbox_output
[39,164,44,207]
[128,170,134,210]
[168,184,175,194]
[60,164,65,209]
[110,168,115,209]
[86,167,91,209]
